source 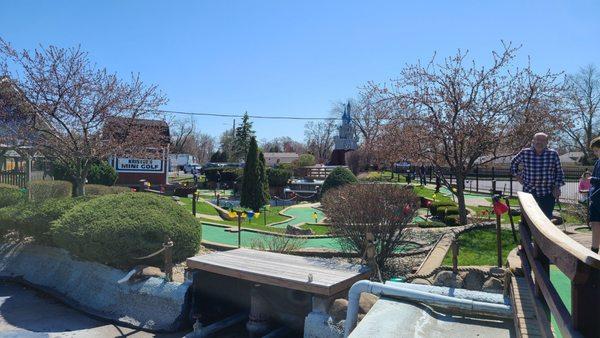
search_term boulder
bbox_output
[358,293,378,314]
[328,298,348,322]
[411,278,432,285]
[433,271,463,288]
[482,277,504,294]
[463,270,485,291]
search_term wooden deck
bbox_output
[186,248,370,296]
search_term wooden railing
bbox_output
[518,192,600,338]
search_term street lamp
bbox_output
[232,209,247,248]
[262,205,270,226]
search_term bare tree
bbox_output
[260,136,305,154]
[170,118,195,154]
[304,119,336,163]
[0,39,167,196]
[562,64,600,164]
[321,183,418,269]
[372,43,566,224]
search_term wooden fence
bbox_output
[0,171,27,188]
[518,192,600,337]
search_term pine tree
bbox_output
[240,137,268,211]
[233,112,255,161]
[258,151,270,204]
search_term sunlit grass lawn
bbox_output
[442,228,519,266]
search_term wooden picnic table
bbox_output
[186,248,370,297]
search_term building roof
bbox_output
[263,152,299,158]
[103,116,170,147]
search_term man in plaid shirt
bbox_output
[511,133,565,218]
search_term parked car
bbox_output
[183,164,201,174]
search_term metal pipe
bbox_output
[343,280,512,337]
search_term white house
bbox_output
[263,152,299,166]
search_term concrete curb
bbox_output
[0,242,190,332]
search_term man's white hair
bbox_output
[533,132,548,140]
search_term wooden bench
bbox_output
[518,192,600,338]
[187,248,370,297]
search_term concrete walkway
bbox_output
[0,282,184,337]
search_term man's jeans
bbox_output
[533,194,556,219]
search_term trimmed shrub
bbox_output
[417,220,448,228]
[0,184,25,208]
[85,184,130,196]
[429,200,456,214]
[87,161,118,186]
[267,167,292,187]
[0,197,91,243]
[433,206,460,217]
[321,167,358,196]
[296,153,316,167]
[51,192,201,269]
[204,168,242,182]
[29,180,72,201]
[443,215,460,227]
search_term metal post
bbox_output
[492,166,496,181]
[475,166,479,193]
[509,176,513,197]
[237,213,242,248]
[263,208,267,226]
[496,213,502,268]
[192,194,197,216]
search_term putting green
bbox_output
[273,206,326,228]
[550,266,571,338]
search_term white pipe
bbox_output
[343,280,512,337]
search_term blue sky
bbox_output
[1,1,599,142]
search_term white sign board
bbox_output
[115,158,164,173]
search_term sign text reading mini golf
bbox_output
[115,158,163,173]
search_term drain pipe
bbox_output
[343,280,512,337]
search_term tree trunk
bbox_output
[73,176,86,197]
[455,176,468,225]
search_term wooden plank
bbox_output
[187,248,370,296]
[518,192,600,271]
[520,225,581,338]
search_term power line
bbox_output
[155,109,341,121]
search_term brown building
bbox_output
[104,117,171,186]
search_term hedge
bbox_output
[0,184,25,208]
[51,192,202,269]
[85,184,130,196]
[204,168,242,183]
[443,215,460,227]
[321,167,358,196]
[0,197,90,243]
[29,180,72,202]
[267,167,292,187]
[87,161,118,186]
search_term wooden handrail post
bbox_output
[532,241,551,329]
[572,269,600,337]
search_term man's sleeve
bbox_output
[554,152,565,187]
[510,150,523,176]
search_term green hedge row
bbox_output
[52,193,201,269]
[29,180,72,202]
[0,184,25,208]
[0,192,202,270]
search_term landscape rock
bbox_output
[482,277,504,294]
[286,225,313,236]
[328,298,348,322]
[411,278,431,285]
[433,271,463,288]
[358,293,378,314]
[463,270,485,291]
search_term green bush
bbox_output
[85,184,130,196]
[429,200,456,214]
[417,220,448,228]
[87,161,118,186]
[0,184,25,208]
[433,206,460,217]
[204,168,242,182]
[443,215,460,227]
[267,167,292,187]
[29,180,72,201]
[296,153,316,167]
[321,167,358,196]
[0,197,91,243]
[51,192,202,269]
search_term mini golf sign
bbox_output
[115,158,164,173]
